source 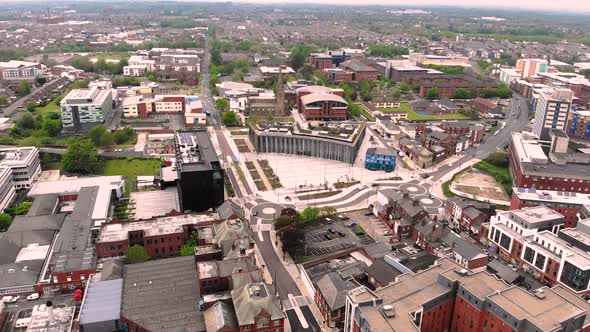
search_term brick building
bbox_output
[445,197,493,233]
[231,282,286,332]
[197,255,261,295]
[339,59,379,81]
[509,131,590,194]
[344,257,590,332]
[296,85,348,120]
[510,187,589,229]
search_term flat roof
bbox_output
[488,286,585,331]
[79,278,123,325]
[129,189,180,220]
[513,187,590,206]
[98,213,219,243]
[122,256,204,332]
[508,206,564,225]
[27,303,75,332]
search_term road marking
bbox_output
[288,293,309,329]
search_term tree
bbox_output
[400,83,410,92]
[0,95,8,106]
[0,213,12,231]
[215,98,229,111]
[15,202,32,215]
[88,125,107,146]
[279,227,304,252]
[366,44,409,57]
[71,79,90,89]
[391,89,402,100]
[210,47,222,66]
[222,111,240,127]
[35,77,47,86]
[16,81,31,97]
[113,127,135,144]
[425,87,439,100]
[496,87,512,99]
[26,101,37,112]
[42,117,62,137]
[99,132,114,147]
[348,104,362,118]
[300,207,319,222]
[126,245,149,264]
[453,88,472,99]
[289,44,315,71]
[17,113,37,129]
[62,140,102,174]
[274,215,294,229]
[180,244,195,256]
[146,71,157,82]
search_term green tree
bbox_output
[146,71,157,82]
[274,215,294,229]
[453,88,472,99]
[0,95,8,106]
[88,125,107,146]
[0,213,12,231]
[300,207,319,222]
[289,44,315,71]
[126,245,149,264]
[17,113,37,130]
[113,128,135,144]
[99,132,114,147]
[426,87,439,100]
[16,81,31,97]
[15,202,32,215]
[391,89,402,100]
[400,83,410,92]
[42,117,62,137]
[210,47,222,66]
[496,87,512,99]
[35,77,47,86]
[26,101,37,112]
[366,44,409,57]
[71,79,90,89]
[215,98,229,111]
[348,104,362,118]
[222,111,240,127]
[62,140,102,174]
[180,244,195,256]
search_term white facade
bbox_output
[532,88,573,139]
[0,60,42,80]
[0,167,15,211]
[0,147,41,190]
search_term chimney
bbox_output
[403,192,409,199]
[46,301,56,325]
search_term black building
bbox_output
[175,130,224,212]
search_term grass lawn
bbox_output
[100,158,161,179]
[473,159,513,196]
[442,180,456,198]
[381,102,472,121]
[35,102,60,115]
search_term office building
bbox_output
[0,167,15,211]
[60,86,113,131]
[249,121,365,164]
[0,60,42,80]
[175,130,224,212]
[0,146,41,189]
[509,131,590,194]
[296,85,348,120]
[532,88,573,139]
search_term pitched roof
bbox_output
[231,283,286,326]
[365,258,401,286]
[316,272,359,311]
[204,301,239,332]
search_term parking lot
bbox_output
[301,218,374,257]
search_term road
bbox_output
[1,77,69,120]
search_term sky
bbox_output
[186,0,590,13]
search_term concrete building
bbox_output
[532,88,574,139]
[344,257,590,332]
[122,95,153,118]
[509,131,590,194]
[0,167,15,211]
[123,55,156,76]
[175,130,224,212]
[248,121,365,164]
[0,146,41,190]
[0,60,42,80]
[60,86,113,131]
[185,97,206,128]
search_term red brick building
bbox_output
[308,53,334,70]
[344,257,590,332]
[231,283,286,332]
[322,68,354,83]
[339,59,379,81]
[296,85,348,120]
[445,197,493,233]
[197,256,260,295]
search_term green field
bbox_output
[100,158,161,179]
[473,159,513,196]
[381,102,472,121]
[35,102,60,115]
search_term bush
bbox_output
[126,245,149,264]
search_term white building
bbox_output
[0,167,15,211]
[122,55,156,76]
[532,88,574,139]
[0,60,42,80]
[0,147,41,190]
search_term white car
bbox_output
[26,293,40,301]
[2,295,19,303]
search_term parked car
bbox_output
[2,296,19,303]
[337,214,349,220]
[356,231,365,236]
[421,173,430,179]
[349,222,357,227]
[383,231,391,236]
[337,231,345,237]
[27,293,40,301]
[328,228,336,234]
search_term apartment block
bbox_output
[0,167,15,211]
[0,146,41,189]
[0,60,42,80]
[532,88,574,139]
[60,86,113,131]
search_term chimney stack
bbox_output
[46,301,56,326]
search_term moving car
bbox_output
[27,293,40,301]
[421,173,430,179]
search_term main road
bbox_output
[200,35,320,331]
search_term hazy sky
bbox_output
[190,0,590,13]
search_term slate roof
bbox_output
[316,272,359,311]
[204,302,239,332]
[231,283,286,326]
